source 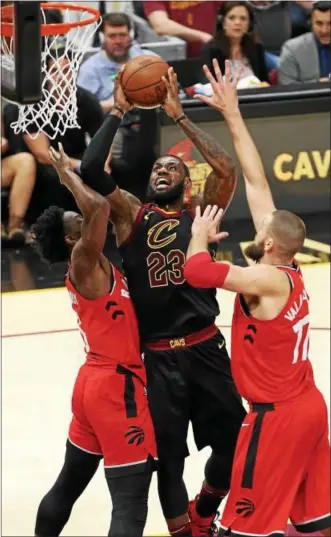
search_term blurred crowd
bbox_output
[1,0,330,247]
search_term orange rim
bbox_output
[1,2,100,37]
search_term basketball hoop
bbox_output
[1,3,101,139]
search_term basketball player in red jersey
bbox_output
[31,144,157,537]
[184,59,331,537]
[65,65,248,537]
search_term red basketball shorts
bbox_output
[68,362,157,477]
[219,387,331,537]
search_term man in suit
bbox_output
[278,1,330,85]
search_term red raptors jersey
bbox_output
[65,264,142,372]
[231,264,315,403]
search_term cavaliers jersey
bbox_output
[231,264,315,404]
[65,264,143,372]
[119,204,219,343]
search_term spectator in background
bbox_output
[202,1,269,84]
[77,11,157,181]
[1,119,36,245]
[290,1,314,37]
[6,48,104,216]
[77,12,155,114]
[247,1,293,71]
[278,1,331,85]
[65,1,134,48]
[143,0,222,57]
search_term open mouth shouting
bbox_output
[155,176,171,191]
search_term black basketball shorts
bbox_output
[143,330,247,461]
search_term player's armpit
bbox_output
[202,169,237,213]
[106,188,142,246]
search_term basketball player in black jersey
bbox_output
[67,65,247,537]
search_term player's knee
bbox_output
[108,506,147,537]
[108,490,148,537]
[107,472,151,537]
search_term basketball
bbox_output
[121,55,169,108]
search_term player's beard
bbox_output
[244,241,265,262]
[146,181,185,206]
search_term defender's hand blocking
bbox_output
[192,205,229,244]
[49,143,73,184]
[194,59,242,117]
[162,67,184,121]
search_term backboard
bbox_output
[1,1,42,104]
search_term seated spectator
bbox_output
[247,1,293,71]
[67,1,134,48]
[6,48,104,217]
[202,1,269,84]
[77,12,156,113]
[77,12,158,175]
[143,0,222,57]
[1,124,36,245]
[278,1,331,85]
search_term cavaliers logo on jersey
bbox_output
[147,219,180,250]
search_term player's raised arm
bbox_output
[49,143,110,283]
[162,68,237,212]
[195,59,276,232]
[184,205,289,297]
[80,76,142,245]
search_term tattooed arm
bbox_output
[162,67,237,212]
[178,119,237,212]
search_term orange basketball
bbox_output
[121,55,169,108]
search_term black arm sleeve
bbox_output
[80,114,122,196]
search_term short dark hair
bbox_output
[313,1,331,12]
[215,2,258,69]
[32,206,70,264]
[102,12,132,31]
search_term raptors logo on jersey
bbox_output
[65,264,142,371]
[231,263,315,403]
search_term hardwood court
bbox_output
[2,263,330,536]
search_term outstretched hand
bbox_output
[194,59,242,117]
[192,205,229,244]
[49,142,73,172]
[49,143,73,183]
[162,67,184,121]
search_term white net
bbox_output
[1,6,101,140]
